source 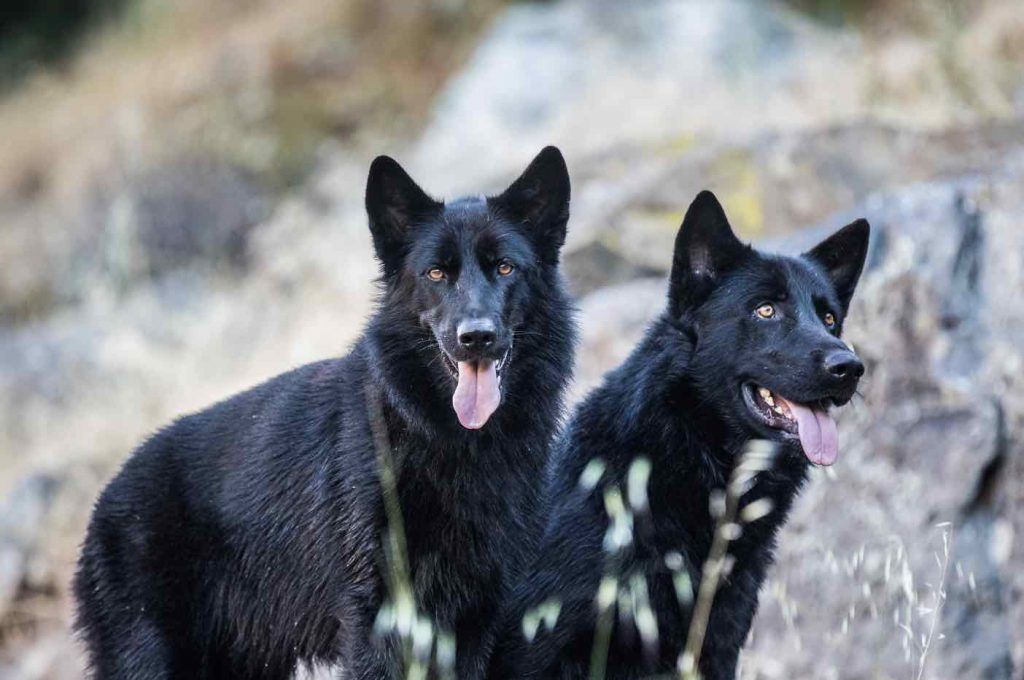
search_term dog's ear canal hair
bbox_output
[804,218,871,314]
[668,190,748,316]
[492,146,570,263]
[365,155,443,276]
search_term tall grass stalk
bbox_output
[366,383,455,680]
[679,440,778,680]
[914,523,952,680]
[587,457,652,680]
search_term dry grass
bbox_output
[0,0,503,323]
[0,0,500,190]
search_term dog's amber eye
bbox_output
[755,304,775,319]
[824,312,836,328]
[496,260,514,276]
[426,268,445,282]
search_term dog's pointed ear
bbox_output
[804,219,870,314]
[491,146,570,263]
[669,191,747,314]
[365,155,442,275]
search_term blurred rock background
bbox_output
[0,0,1022,678]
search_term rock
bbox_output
[573,276,665,397]
[562,241,660,297]
[412,0,1023,198]
[92,157,270,285]
[414,0,863,193]
[0,473,60,620]
[1,629,87,680]
[558,121,1024,293]
[0,157,270,327]
[945,509,1015,680]
[746,170,1024,678]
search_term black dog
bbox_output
[489,191,869,679]
[74,147,576,679]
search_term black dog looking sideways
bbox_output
[489,191,869,679]
[74,147,576,679]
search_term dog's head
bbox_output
[365,147,570,430]
[668,191,870,466]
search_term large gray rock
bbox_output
[413,0,861,193]
[411,0,1024,199]
[0,474,61,620]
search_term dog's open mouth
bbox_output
[442,347,511,430]
[742,383,839,466]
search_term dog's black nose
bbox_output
[823,350,864,381]
[457,318,496,350]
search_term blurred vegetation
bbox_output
[787,0,885,25]
[0,0,507,191]
[0,0,126,86]
[0,0,507,325]
[785,0,966,29]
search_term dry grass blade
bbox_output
[679,440,777,680]
[365,382,455,680]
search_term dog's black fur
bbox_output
[74,147,576,679]
[489,191,870,679]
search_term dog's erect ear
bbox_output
[804,219,870,314]
[492,146,570,263]
[365,155,442,275]
[669,191,747,313]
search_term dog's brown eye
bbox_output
[755,304,775,319]
[427,268,445,282]
[824,312,836,328]
[496,260,514,276]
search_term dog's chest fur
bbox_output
[394,434,544,613]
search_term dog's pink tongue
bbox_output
[779,398,839,466]
[452,360,501,430]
